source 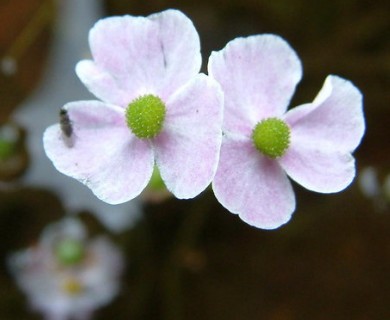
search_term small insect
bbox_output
[59,108,74,147]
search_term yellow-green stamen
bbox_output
[252,117,291,158]
[125,94,166,139]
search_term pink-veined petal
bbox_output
[43,101,154,204]
[153,74,223,199]
[285,75,365,152]
[208,34,302,136]
[88,9,201,102]
[212,135,296,230]
[279,134,356,193]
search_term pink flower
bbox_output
[43,9,223,204]
[208,35,365,229]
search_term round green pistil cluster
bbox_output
[126,94,166,139]
[252,117,291,158]
[55,238,85,266]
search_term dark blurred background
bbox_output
[0,0,389,319]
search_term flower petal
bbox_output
[43,101,154,204]
[212,135,296,230]
[88,9,201,102]
[76,60,131,107]
[153,74,223,199]
[208,34,302,136]
[41,218,86,248]
[147,10,202,98]
[280,135,356,193]
[285,75,365,152]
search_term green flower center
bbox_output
[252,117,291,158]
[0,139,15,161]
[0,124,19,161]
[55,238,85,266]
[125,94,166,139]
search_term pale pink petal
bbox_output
[88,9,201,102]
[285,75,365,152]
[148,9,202,98]
[208,34,302,136]
[153,74,223,199]
[43,101,154,204]
[279,135,356,193]
[212,135,296,230]
[76,60,132,107]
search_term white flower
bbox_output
[8,218,124,320]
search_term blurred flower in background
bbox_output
[358,166,390,212]
[8,218,124,320]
